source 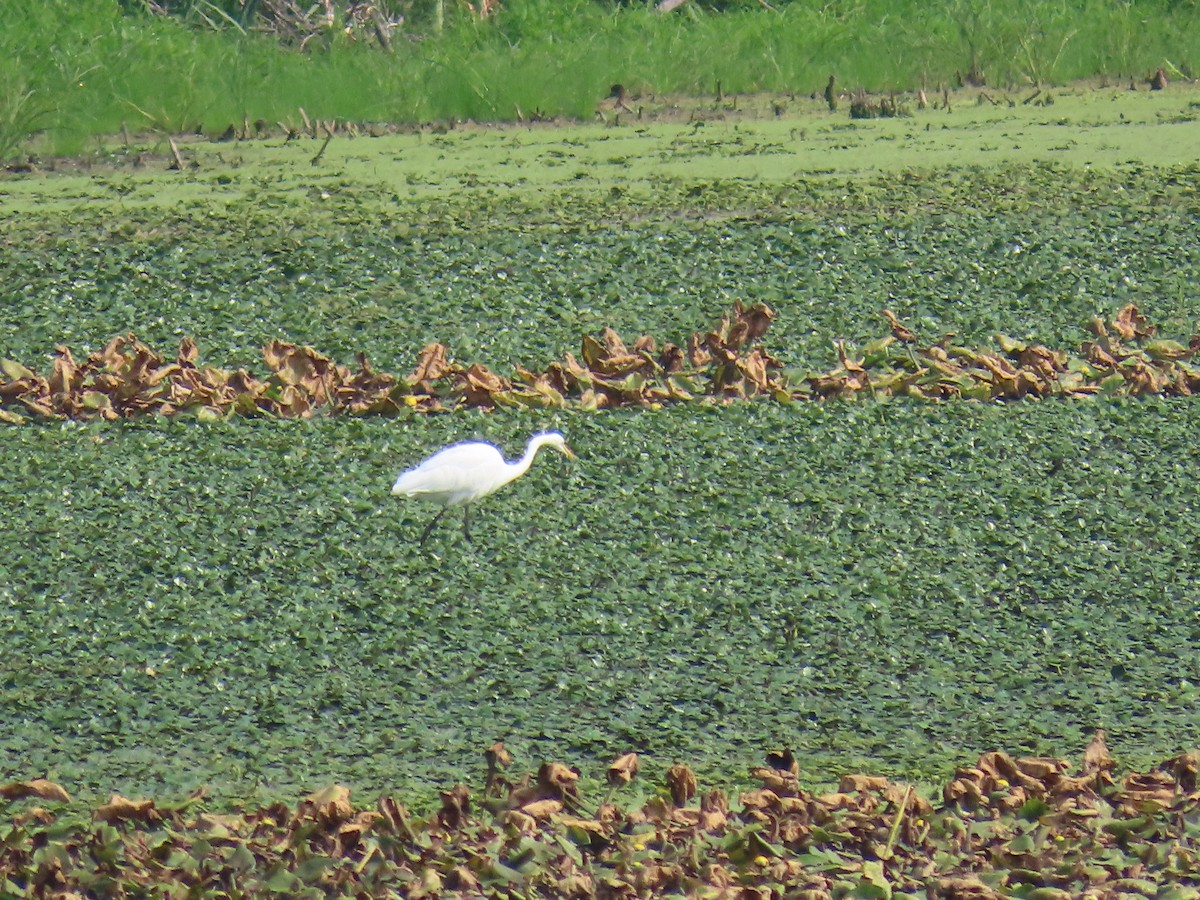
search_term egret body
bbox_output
[392,432,576,545]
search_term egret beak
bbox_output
[561,444,577,460]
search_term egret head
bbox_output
[535,432,577,460]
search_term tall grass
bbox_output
[2,0,1196,158]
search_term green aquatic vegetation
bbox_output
[2,400,1199,804]
[1,55,1199,812]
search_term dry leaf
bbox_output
[751,766,799,795]
[520,798,563,819]
[607,752,639,787]
[882,309,918,343]
[93,794,160,824]
[838,773,891,793]
[737,300,776,342]
[458,363,509,406]
[1158,750,1200,794]
[376,795,416,840]
[765,748,799,776]
[436,784,471,828]
[298,784,353,827]
[0,779,71,804]
[1112,304,1155,341]
[503,808,536,832]
[538,762,580,799]
[1082,729,1114,775]
[485,741,511,770]
[935,876,1006,899]
[409,342,453,385]
[666,763,698,807]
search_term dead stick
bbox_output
[311,130,333,166]
[168,138,187,171]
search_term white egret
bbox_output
[392,432,576,545]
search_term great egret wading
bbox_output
[392,432,576,545]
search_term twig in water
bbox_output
[167,138,187,171]
[311,128,333,166]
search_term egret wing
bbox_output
[392,442,509,504]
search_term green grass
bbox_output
[2,0,1198,158]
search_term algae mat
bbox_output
[2,81,1198,213]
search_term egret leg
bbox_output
[462,506,472,542]
[419,508,447,547]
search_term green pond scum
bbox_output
[2,80,1200,807]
